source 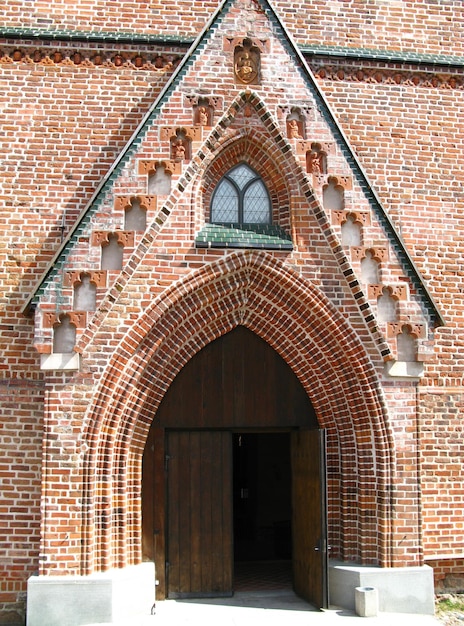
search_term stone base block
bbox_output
[329,560,434,615]
[355,586,378,617]
[27,562,155,626]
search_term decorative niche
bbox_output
[194,99,213,126]
[148,164,172,196]
[123,198,147,231]
[286,108,305,140]
[323,176,345,211]
[232,38,261,85]
[160,127,201,163]
[185,94,222,126]
[73,274,97,311]
[306,143,327,176]
[138,160,179,195]
[53,315,76,354]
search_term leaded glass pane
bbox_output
[243,180,270,223]
[228,163,255,189]
[211,179,239,222]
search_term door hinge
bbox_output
[165,454,171,471]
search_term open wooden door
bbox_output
[291,429,328,609]
[166,430,233,598]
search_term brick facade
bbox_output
[1,0,464,623]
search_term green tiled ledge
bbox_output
[300,44,464,69]
[195,223,293,250]
[2,27,463,69]
[0,26,193,46]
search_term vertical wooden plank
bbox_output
[153,426,166,598]
[202,340,224,428]
[210,432,222,592]
[181,357,203,428]
[292,429,328,609]
[167,432,180,594]
[178,431,191,594]
[189,432,202,593]
[200,430,213,592]
[206,431,233,595]
[219,432,233,592]
[166,430,233,597]
[142,425,166,597]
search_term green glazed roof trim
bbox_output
[300,44,464,68]
[0,26,193,45]
[195,224,293,250]
[2,26,464,69]
[21,0,444,326]
[267,8,444,327]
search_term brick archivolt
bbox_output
[200,130,294,226]
[192,90,318,231]
[78,250,394,574]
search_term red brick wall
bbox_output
[1,1,464,622]
[314,63,464,562]
[1,1,463,55]
[0,42,176,623]
[0,382,42,624]
[429,558,464,593]
[28,0,428,579]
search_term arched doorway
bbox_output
[142,326,328,607]
[80,250,393,599]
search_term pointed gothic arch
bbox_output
[192,91,310,235]
[79,250,394,577]
[210,162,272,224]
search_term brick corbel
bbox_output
[296,140,334,156]
[350,246,388,263]
[42,311,88,329]
[368,284,408,300]
[114,195,157,212]
[387,322,425,339]
[160,126,202,142]
[324,174,353,190]
[138,159,181,176]
[332,210,370,226]
[91,231,135,247]
[184,94,223,109]
[351,246,388,263]
[63,270,107,288]
[278,104,313,120]
[223,36,270,54]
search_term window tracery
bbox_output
[210,163,271,225]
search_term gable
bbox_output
[25,0,443,373]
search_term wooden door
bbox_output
[291,429,328,609]
[166,430,233,598]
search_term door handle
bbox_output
[314,538,327,553]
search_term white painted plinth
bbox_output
[27,562,155,626]
[355,586,378,617]
[329,560,435,614]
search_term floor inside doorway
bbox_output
[234,560,293,592]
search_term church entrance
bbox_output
[142,327,328,608]
[233,430,328,606]
[233,432,292,566]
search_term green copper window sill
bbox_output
[195,223,293,251]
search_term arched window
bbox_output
[211,163,271,225]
